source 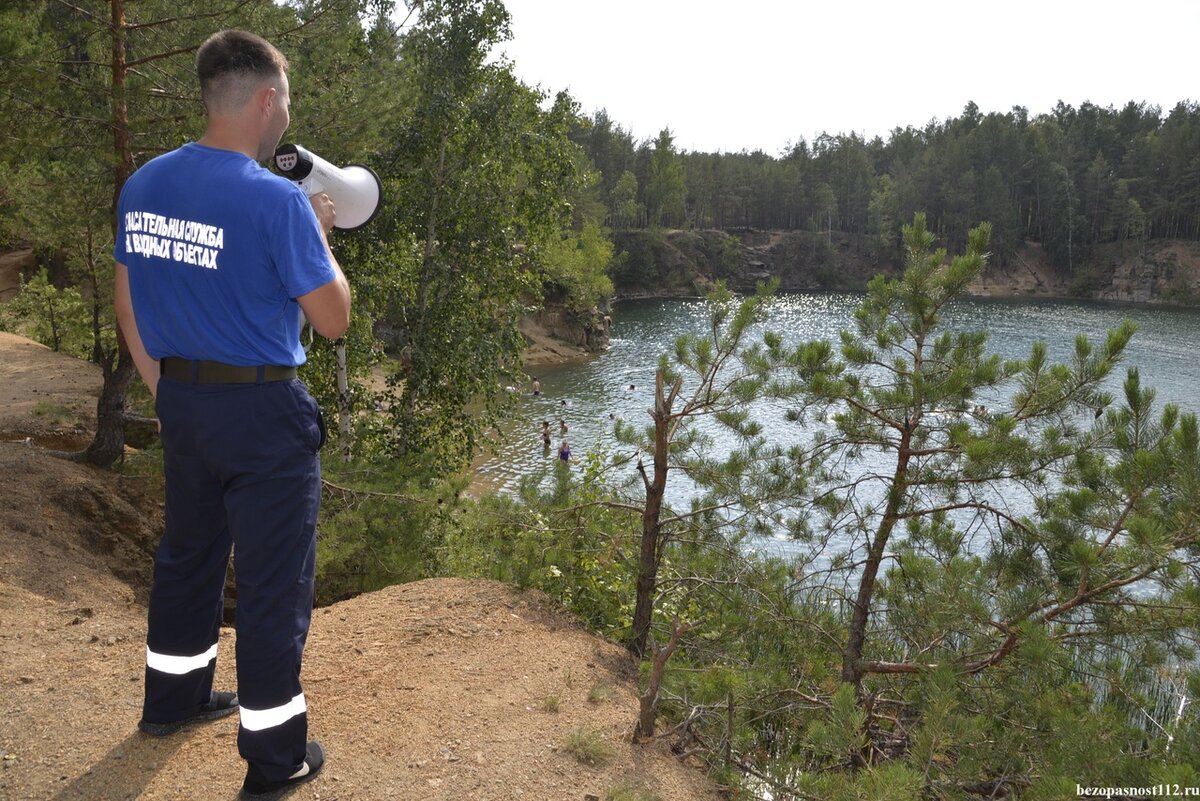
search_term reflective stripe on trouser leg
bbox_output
[235,517,317,781]
[147,643,218,675]
[143,643,220,722]
[240,692,308,776]
[222,379,323,782]
[143,390,232,725]
[240,693,306,730]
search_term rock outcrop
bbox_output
[610,229,1200,306]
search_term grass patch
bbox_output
[32,400,74,424]
[587,682,614,704]
[606,782,661,801]
[118,444,165,477]
[563,727,613,766]
[540,693,561,713]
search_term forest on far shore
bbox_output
[573,99,1200,275]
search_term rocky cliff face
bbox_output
[966,239,1200,305]
[518,302,612,366]
[1092,241,1200,304]
[610,229,1200,307]
[611,228,896,297]
[524,304,611,351]
[0,248,36,302]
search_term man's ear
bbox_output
[259,85,277,118]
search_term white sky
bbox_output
[490,0,1199,155]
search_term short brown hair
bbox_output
[196,30,289,113]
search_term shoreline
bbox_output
[610,285,1200,311]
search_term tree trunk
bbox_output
[400,129,448,453]
[336,337,351,461]
[629,368,672,658]
[83,0,133,469]
[634,617,692,739]
[84,351,137,466]
[840,427,912,691]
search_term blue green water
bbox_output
[480,294,1200,497]
[473,293,1200,566]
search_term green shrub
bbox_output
[0,268,91,358]
[563,727,613,766]
[314,456,454,605]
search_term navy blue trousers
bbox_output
[143,376,323,782]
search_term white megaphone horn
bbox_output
[273,143,382,231]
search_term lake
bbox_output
[476,294,1200,551]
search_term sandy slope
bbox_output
[0,333,721,801]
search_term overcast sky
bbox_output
[488,0,1199,155]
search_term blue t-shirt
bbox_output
[113,143,335,367]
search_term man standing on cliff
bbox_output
[113,29,350,797]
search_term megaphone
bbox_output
[274,143,382,231]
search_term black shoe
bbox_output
[241,740,325,798]
[138,691,239,736]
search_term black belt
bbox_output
[160,357,297,384]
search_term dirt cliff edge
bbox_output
[0,333,721,801]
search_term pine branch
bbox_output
[123,1,257,32]
[321,479,422,505]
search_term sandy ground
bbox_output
[0,332,722,801]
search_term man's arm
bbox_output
[298,192,351,339]
[114,261,160,398]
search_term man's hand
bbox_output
[309,192,336,235]
[298,191,351,340]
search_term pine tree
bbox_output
[753,213,1200,789]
